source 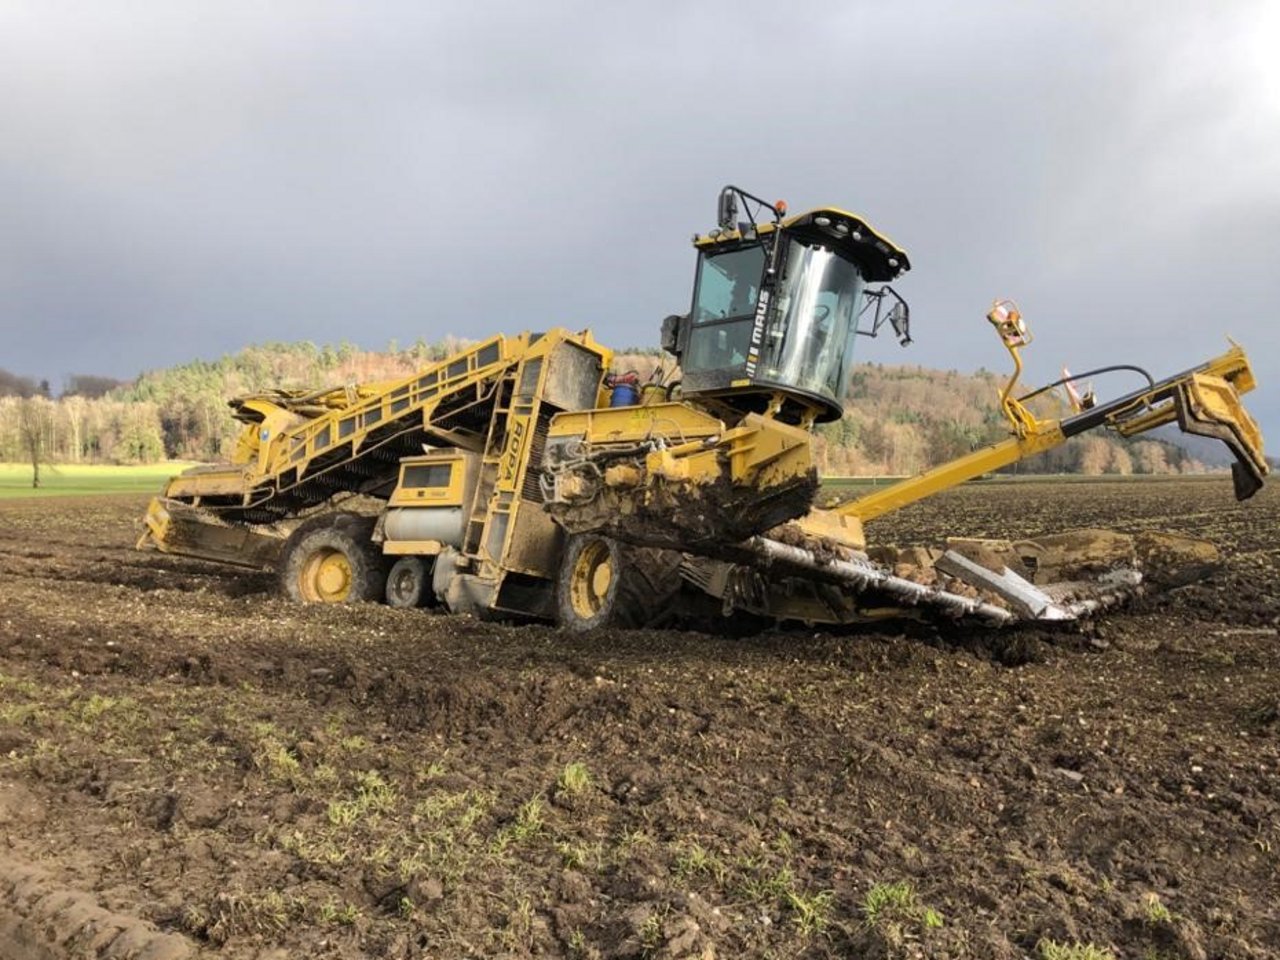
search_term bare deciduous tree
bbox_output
[17,397,51,488]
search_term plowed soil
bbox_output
[0,478,1276,960]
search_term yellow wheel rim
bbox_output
[569,539,613,620]
[299,548,353,603]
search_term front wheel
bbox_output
[556,534,684,632]
[280,515,387,604]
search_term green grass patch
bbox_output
[785,888,835,937]
[864,881,917,924]
[862,880,944,941]
[1037,941,1117,960]
[0,461,200,499]
[1142,892,1173,924]
[327,770,397,826]
[556,761,592,796]
[673,841,726,884]
[819,475,909,494]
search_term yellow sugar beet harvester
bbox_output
[138,186,1267,630]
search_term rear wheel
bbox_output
[280,515,387,604]
[556,534,684,632]
[385,556,432,608]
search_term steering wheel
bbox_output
[813,304,831,323]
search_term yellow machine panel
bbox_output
[389,451,477,508]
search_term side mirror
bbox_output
[857,286,912,347]
[888,300,911,345]
[660,313,686,358]
[717,188,739,230]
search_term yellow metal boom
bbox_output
[841,304,1266,525]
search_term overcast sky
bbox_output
[1,1,1277,434]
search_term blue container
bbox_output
[609,383,640,407]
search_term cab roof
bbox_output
[693,206,910,282]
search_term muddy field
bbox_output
[0,478,1276,959]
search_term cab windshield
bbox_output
[759,240,864,403]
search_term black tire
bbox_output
[279,514,387,604]
[385,556,433,608]
[556,534,684,632]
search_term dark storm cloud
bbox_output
[1,1,1276,431]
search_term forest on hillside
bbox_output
[0,338,1207,477]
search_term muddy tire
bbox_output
[385,556,433,608]
[556,534,684,632]
[280,514,387,604]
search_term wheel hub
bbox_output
[591,559,613,598]
[569,539,613,619]
[301,548,352,603]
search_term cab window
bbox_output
[692,245,765,323]
[402,464,453,488]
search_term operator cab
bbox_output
[663,186,912,424]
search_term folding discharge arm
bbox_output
[840,301,1267,524]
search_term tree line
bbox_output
[1,340,1205,481]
